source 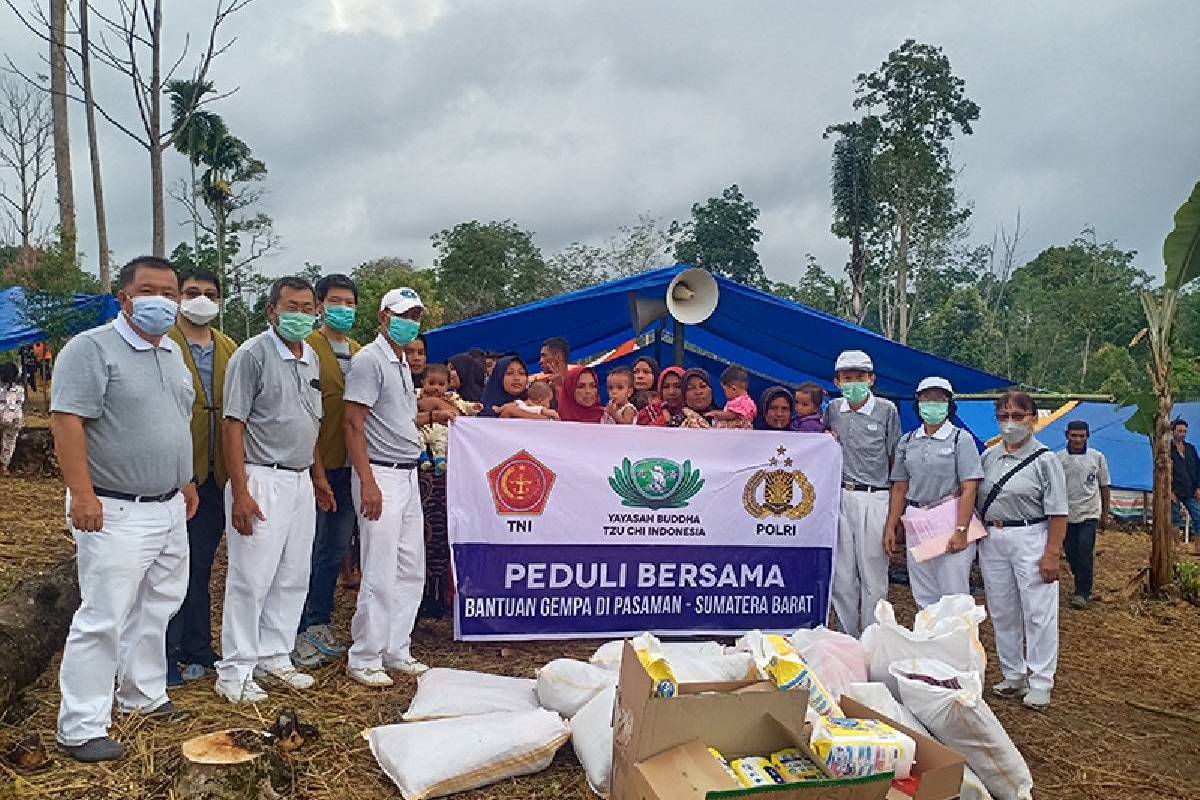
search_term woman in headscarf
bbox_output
[403,333,428,387]
[448,352,486,403]
[631,356,660,393]
[480,355,529,417]
[558,366,605,423]
[636,366,686,426]
[756,386,796,431]
[679,368,715,429]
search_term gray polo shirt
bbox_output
[890,422,984,505]
[51,314,194,495]
[978,437,1068,522]
[343,335,421,463]
[823,394,901,487]
[223,328,322,470]
[1057,448,1111,523]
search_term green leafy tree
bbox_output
[825,119,879,323]
[909,285,992,369]
[432,220,550,321]
[166,78,226,256]
[549,214,676,286]
[349,257,441,343]
[771,256,848,317]
[671,185,766,287]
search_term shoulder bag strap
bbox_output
[980,447,1049,521]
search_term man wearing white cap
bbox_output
[823,350,900,636]
[884,377,984,608]
[342,288,428,686]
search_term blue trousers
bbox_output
[299,466,355,630]
[1172,495,1200,531]
[1064,520,1097,600]
[166,475,224,665]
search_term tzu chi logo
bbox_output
[487,450,555,515]
[742,444,815,520]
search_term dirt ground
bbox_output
[0,473,1198,800]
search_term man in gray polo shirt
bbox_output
[1056,421,1111,608]
[215,276,334,704]
[51,256,198,762]
[342,287,428,687]
[822,349,900,637]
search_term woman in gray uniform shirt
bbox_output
[977,390,1068,710]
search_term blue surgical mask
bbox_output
[324,305,356,333]
[388,317,420,346]
[918,401,950,425]
[129,295,179,336]
[277,312,317,342]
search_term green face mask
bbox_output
[918,401,950,425]
[840,381,871,404]
[323,305,356,333]
[277,311,317,342]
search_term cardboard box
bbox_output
[838,697,965,800]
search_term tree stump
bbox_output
[0,558,80,716]
[175,730,291,800]
[9,427,58,477]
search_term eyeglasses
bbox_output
[995,412,1032,422]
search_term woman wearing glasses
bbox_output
[977,390,1068,710]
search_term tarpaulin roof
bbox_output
[1036,401,1200,491]
[425,264,1010,400]
[0,286,120,352]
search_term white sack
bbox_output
[570,683,617,797]
[789,627,869,698]
[366,708,570,800]
[589,636,724,670]
[536,659,617,717]
[402,668,539,721]
[668,651,758,683]
[860,595,987,695]
[890,659,1032,800]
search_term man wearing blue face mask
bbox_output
[822,349,900,636]
[294,274,362,668]
[214,276,335,704]
[51,256,199,762]
[341,287,428,686]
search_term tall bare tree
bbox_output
[0,77,53,249]
[78,0,109,286]
[49,0,75,253]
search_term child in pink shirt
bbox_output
[706,365,756,429]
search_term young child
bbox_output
[792,382,827,432]
[706,365,756,429]
[0,362,24,477]
[602,367,637,425]
[418,363,482,473]
[496,379,559,420]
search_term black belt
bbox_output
[843,482,889,492]
[94,487,179,503]
[370,459,419,470]
[906,499,941,509]
[247,463,307,473]
[987,517,1048,528]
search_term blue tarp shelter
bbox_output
[0,286,119,352]
[425,265,1009,422]
[1034,401,1200,492]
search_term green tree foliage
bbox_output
[825,119,878,322]
[432,220,552,321]
[772,256,848,317]
[549,214,676,286]
[349,257,442,343]
[671,185,766,287]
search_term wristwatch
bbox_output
[954,525,968,534]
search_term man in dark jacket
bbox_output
[1170,418,1200,545]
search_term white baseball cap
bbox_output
[380,287,423,315]
[834,350,873,372]
[916,376,954,395]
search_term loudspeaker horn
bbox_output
[666,267,719,325]
[627,292,670,334]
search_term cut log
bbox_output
[0,558,80,715]
[175,730,291,800]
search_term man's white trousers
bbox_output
[57,493,188,746]
[831,488,890,638]
[216,465,315,685]
[348,465,424,670]
[979,521,1058,692]
[907,542,977,610]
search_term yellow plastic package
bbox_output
[809,716,916,780]
[738,631,843,717]
[708,747,740,783]
[770,747,825,783]
[635,650,677,698]
[730,756,785,788]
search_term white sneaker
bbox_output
[215,678,268,704]
[384,657,429,675]
[347,666,394,687]
[1022,689,1051,709]
[254,665,315,690]
[991,678,1028,698]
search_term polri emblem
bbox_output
[488,450,555,515]
[743,444,815,520]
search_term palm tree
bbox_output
[827,119,879,324]
[199,132,264,336]
[166,79,227,256]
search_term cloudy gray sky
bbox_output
[3,0,1198,284]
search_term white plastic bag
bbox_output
[536,659,617,717]
[589,636,724,670]
[860,595,987,695]
[402,668,539,721]
[367,709,570,800]
[570,684,617,797]
[890,659,1032,800]
[668,651,758,683]
[789,627,868,698]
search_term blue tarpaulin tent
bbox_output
[424,265,1010,418]
[0,286,120,352]
[1034,401,1200,492]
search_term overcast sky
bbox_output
[3,0,1198,285]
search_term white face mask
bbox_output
[999,421,1032,444]
[180,295,220,325]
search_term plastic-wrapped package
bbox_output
[536,659,617,717]
[860,595,987,695]
[789,626,869,698]
[809,715,916,780]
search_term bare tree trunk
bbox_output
[190,160,199,256]
[49,0,75,253]
[895,207,910,343]
[149,0,165,257]
[79,0,110,288]
[849,227,866,324]
[1141,289,1177,593]
[1081,329,1092,387]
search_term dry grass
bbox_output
[0,472,1198,799]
